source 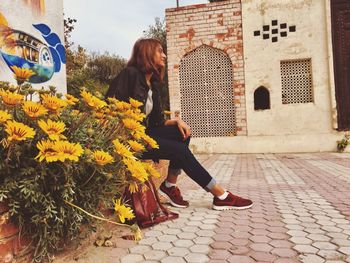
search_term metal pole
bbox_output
[176,0,179,7]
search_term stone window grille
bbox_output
[280,58,313,104]
[179,45,236,138]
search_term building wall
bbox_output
[242,0,332,136]
[166,0,346,153]
[166,0,247,136]
[0,0,66,94]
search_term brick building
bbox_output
[165,0,350,153]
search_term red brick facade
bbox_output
[166,0,247,135]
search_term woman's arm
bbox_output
[165,119,191,140]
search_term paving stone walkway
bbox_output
[63,153,350,263]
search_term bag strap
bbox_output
[147,178,174,216]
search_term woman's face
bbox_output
[153,44,166,68]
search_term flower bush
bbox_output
[0,69,159,262]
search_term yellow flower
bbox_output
[112,139,135,159]
[128,182,139,194]
[22,101,48,118]
[128,140,145,152]
[114,101,131,111]
[142,134,159,149]
[11,66,36,84]
[93,150,114,166]
[80,90,107,110]
[124,109,145,122]
[54,140,84,162]
[35,140,59,162]
[142,162,160,178]
[129,98,143,108]
[131,224,143,241]
[38,119,66,141]
[41,94,67,113]
[0,110,12,123]
[0,89,24,107]
[93,110,105,120]
[122,118,145,133]
[65,94,79,106]
[5,121,35,142]
[71,110,81,117]
[114,198,135,223]
[123,158,149,182]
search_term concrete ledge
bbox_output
[189,132,349,153]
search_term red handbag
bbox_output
[124,179,179,228]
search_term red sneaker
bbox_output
[159,182,189,208]
[212,192,253,211]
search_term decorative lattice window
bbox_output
[179,45,235,138]
[254,86,270,110]
[280,58,313,104]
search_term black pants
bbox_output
[141,125,214,188]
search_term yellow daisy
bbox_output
[35,140,59,162]
[65,94,79,106]
[122,118,145,133]
[129,98,143,108]
[114,198,135,223]
[54,140,84,162]
[22,101,48,118]
[128,181,139,194]
[112,139,135,159]
[0,110,12,123]
[38,119,66,141]
[0,89,24,107]
[41,94,67,113]
[124,109,145,122]
[93,150,114,166]
[80,90,107,110]
[128,140,146,152]
[5,120,35,142]
[114,101,131,111]
[123,158,149,182]
[142,134,159,149]
[11,66,36,84]
[142,162,160,178]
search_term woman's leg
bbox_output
[146,126,190,185]
[143,126,253,210]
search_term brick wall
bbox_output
[165,0,247,136]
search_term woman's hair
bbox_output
[127,38,165,82]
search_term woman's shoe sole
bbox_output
[212,204,253,211]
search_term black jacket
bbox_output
[106,66,165,128]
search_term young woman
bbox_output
[106,38,253,211]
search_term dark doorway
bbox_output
[331,0,350,130]
[254,86,270,110]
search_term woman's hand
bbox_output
[177,119,191,140]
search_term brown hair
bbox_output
[127,38,165,82]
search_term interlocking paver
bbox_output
[144,250,167,260]
[68,153,350,263]
[161,256,186,263]
[151,241,172,251]
[185,253,210,262]
[167,247,190,257]
[227,255,255,263]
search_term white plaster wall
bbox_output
[242,0,332,136]
[0,0,66,94]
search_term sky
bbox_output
[63,0,207,59]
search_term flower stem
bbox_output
[64,200,130,228]
[81,168,97,187]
